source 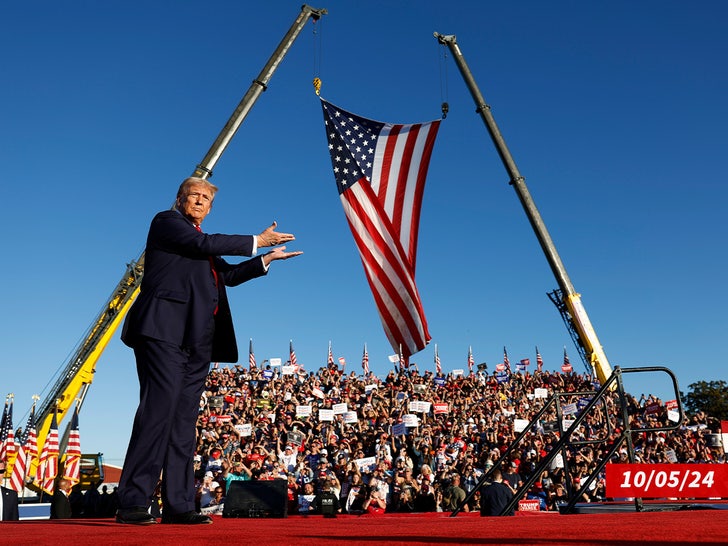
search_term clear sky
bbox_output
[2,1,726,467]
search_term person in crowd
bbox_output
[116,177,301,526]
[297,482,317,514]
[50,478,73,519]
[480,469,514,516]
[440,473,468,512]
[361,486,387,516]
[312,479,341,517]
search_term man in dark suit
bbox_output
[480,469,515,516]
[50,478,73,519]
[0,485,19,521]
[116,177,302,525]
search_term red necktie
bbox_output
[195,225,219,315]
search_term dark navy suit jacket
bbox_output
[121,209,267,363]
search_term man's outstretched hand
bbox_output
[262,246,303,266]
[257,221,296,248]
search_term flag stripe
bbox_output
[350,215,429,352]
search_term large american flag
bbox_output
[321,98,440,359]
[62,406,82,487]
[8,403,37,492]
[249,338,256,370]
[36,411,59,495]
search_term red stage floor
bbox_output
[2,510,728,546]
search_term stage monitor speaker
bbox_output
[223,480,288,518]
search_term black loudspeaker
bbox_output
[223,480,288,518]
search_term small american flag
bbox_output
[36,410,59,495]
[0,396,15,465]
[62,406,81,487]
[434,344,442,375]
[536,347,544,372]
[289,340,298,368]
[503,347,511,373]
[8,402,38,492]
[320,98,440,359]
[327,341,335,368]
[561,347,573,373]
[362,344,370,375]
[467,346,474,374]
[249,339,256,370]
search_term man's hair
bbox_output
[491,469,503,482]
[176,177,218,205]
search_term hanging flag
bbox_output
[320,98,441,358]
[9,400,37,492]
[0,395,16,467]
[503,347,511,373]
[62,405,82,487]
[248,338,257,370]
[362,344,370,376]
[434,344,442,375]
[289,340,298,368]
[399,344,408,369]
[561,347,573,373]
[36,410,59,495]
[536,347,544,373]
[327,341,335,368]
[467,346,474,374]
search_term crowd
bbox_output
[188,362,725,515]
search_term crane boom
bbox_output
[434,32,612,384]
[26,4,327,477]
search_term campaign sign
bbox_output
[518,499,540,512]
[332,403,348,415]
[318,409,334,422]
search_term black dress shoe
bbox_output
[161,511,213,525]
[116,507,157,525]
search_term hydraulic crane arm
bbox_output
[434,32,612,384]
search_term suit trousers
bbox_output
[118,332,213,515]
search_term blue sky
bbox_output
[2,1,726,466]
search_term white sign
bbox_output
[534,388,549,399]
[403,414,420,427]
[332,403,348,415]
[562,402,577,416]
[354,456,377,473]
[281,365,296,375]
[312,387,325,399]
[343,411,358,424]
[452,369,464,377]
[236,423,252,437]
[318,409,334,422]
[408,401,431,413]
[513,418,529,433]
[296,405,312,418]
[269,358,282,366]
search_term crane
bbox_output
[434,32,613,384]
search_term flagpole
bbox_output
[434,32,613,385]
